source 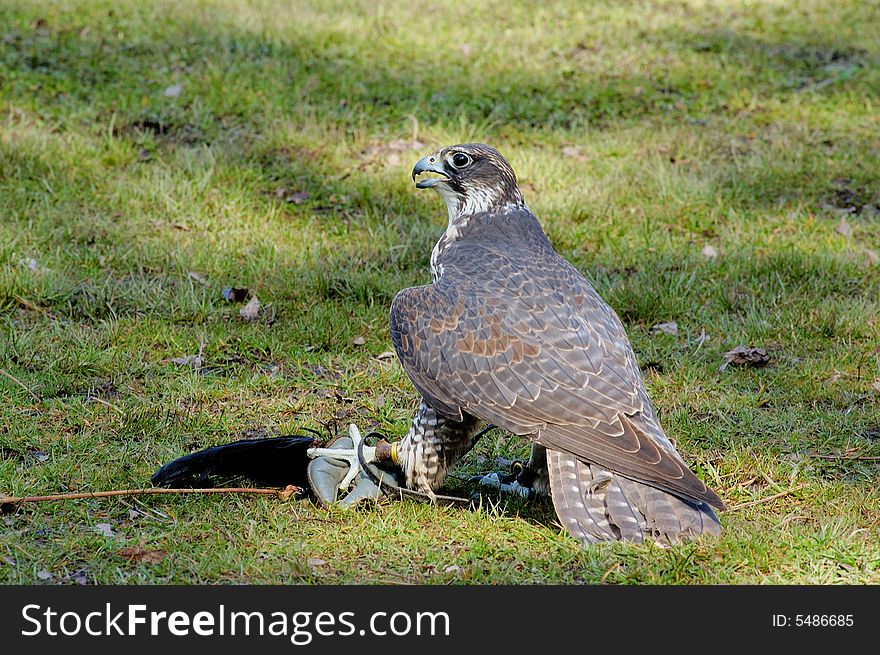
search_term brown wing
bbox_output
[390,240,723,509]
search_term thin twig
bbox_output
[13,294,46,314]
[0,368,39,401]
[727,484,806,512]
[13,294,64,323]
[88,396,123,414]
[370,567,422,585]
[812,453,880,461]
[1,485,302,508]
[797,64,858,93]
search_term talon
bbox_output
[501,480,533,498]
[469,471,533,499]
[469,471,503,489]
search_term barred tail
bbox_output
[546,450,721,545]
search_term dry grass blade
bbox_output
[0,369,39,402]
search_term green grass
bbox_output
[1,0,879,584]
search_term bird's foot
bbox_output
[306,425,402,507]
[469,460,535,501]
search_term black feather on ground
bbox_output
[150,436,316,489]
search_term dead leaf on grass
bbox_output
[37,569,52,580]
[187,271,208,285]
[285,191,310,204]
[239,295,261,321]
[719,346,771,371]
[169,342,205,369]
[836,216,853,237]
[163,84,182,98]
[351,335,365,346]
[169,354,203,367]
[95,523,115,538]
[701,244,718,259]
[376,351,396,360]
[561,145,586,160]
[649,321,679,336]
[118,546,167,564]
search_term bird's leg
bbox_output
[394,401,483,497]
[305,402,482,503]
[470,443,550,500]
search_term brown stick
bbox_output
[812,454,880,461]
[727,484,806,512]
[1,485,302,507]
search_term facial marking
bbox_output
[415,144,525,224]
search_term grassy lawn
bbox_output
[1,0,879,584]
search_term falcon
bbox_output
[382,143,724,545]
[152,143,725,546]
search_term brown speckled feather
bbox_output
[391,207,724,511]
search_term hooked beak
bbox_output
[411,155,449,189]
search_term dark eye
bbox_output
[451,152,471,168]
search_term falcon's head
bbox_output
[412,143,525,222]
